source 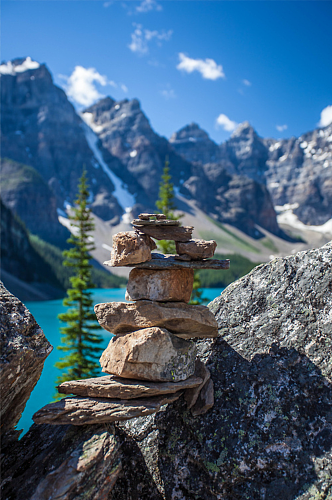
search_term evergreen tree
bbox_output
[155,157,179,254]
[55,169,103,387]
[156,158,205,304]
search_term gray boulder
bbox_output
[110,242,332,499]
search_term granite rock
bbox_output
[110,231,154,267]
[176,238,217,260]
[1,424,122,500]
[125,268,194,303]
[94,300,218,338]
[110,242,332,500]
[58,374,203,400]
[100,327,196,382]
[0,281,53,443]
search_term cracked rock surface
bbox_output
[110,242,332,499]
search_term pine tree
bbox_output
[156,157,181,254]
[156,158,205,304]
[55,169,103,387]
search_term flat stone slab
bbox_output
[105,253,230,270]
[125,268,194,303]
[94,300,218,338]
[132,226,193,242]
[57,374,203,399]
[33,393,181,425]
[132,219,180,226]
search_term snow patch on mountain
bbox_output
[80,119,135,211]
[0,57,40,75]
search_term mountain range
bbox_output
[1,57,331,282]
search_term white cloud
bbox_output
[215,114,238,132]
[136,0,162,13]
[121,83,128,93]
[61,66,125,107]
[243,79,251,86]
[176,53,225,80]
[319,105,332,127]
[65,66,108,106]
[128,23,172,55]
[0,57,40,75]
[276,124,288,132]
[160,88,176,99]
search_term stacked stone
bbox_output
[33,214,230,426]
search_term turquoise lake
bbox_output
[19,287,224,435]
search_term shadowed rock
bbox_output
[94,300,218,338]
[58,374,203,399]
[184,359,211,409]
[33,393,181,425]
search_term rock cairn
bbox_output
[33,214,230,425]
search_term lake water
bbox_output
[18,287,224,435]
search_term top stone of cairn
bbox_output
[104,213,230,269]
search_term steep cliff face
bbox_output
[0,158,68,245]
[0,58,125,224]
[0,199,65,300]
[171,120,332,227]
[184,163,281,239]
[82,97,193,204]
[265,124,332,225]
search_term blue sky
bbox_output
[2,1,332,142]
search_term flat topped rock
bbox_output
[94,300,218,338]
[138,213,167,220]
[132,219,180,226]
[57,374,203,400]
[33,393,181,426]
[132,225,193,242]
[105,253,230,270]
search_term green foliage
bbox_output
[55,170,103,388]
[189,272,208,305]
[29,235,126,290]
[197,253,261,288]
[155,157,181,255]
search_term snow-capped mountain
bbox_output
[2,57,330,250]
[171,121,332,227]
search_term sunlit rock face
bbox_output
[82,97,193,204]
[110,242,332,500]
[264,124,332,226]
[0,282,52,442]
[171,120,332,227]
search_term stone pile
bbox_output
[33,214,230,426]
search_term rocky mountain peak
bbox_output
[230,121,257,139]
[170,122,212,144]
